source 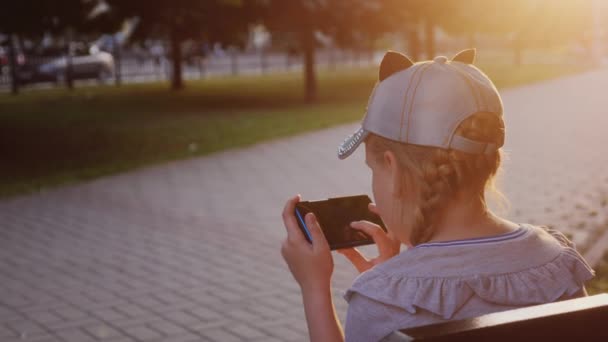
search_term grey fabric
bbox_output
[449,134,497,155]
[342,224,595,342]
[338,52,504,159]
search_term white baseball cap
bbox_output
[338,49,504,160]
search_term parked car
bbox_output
[0,46,27,75]
[37,44,115,84]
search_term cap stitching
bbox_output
[405,63,434,142]
[452,63,486,110]
[444,63,484,147]
[362,82,380,129]
[447,63,482,110]
[398,65,424,142]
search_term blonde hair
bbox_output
[367,112,507,245]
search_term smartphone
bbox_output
[294,195,387,250]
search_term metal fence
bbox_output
[0,48,379,92]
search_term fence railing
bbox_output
[0,48,378,92]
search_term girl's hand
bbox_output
[281,195,333,293]
[337,203,401,273]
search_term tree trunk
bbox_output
[513,35,523,66]
[407,30,421,61]
[113,36,122,86]
[65,29,74,90]
[301,26,316,103]
[424,17,435,59]
[66,47,74,90]
[170,25,184,90]
[7,33,19,95]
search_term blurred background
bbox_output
[1,1,608,341]
[1,0,606,94]
[2,0,607,196]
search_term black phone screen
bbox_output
[294,195,387,250]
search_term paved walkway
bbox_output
[1,68,608,341]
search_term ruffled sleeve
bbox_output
[345,268,476,319]
[541,225,576,248]
[344,225,595,321]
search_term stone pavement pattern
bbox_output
[2,68,608,342]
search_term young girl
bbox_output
[280,49,595,342]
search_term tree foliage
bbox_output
[104,0,256,90]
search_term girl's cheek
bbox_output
[370,171,379,204]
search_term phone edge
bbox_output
[294,207,313,243]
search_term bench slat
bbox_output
[384,294,608,341]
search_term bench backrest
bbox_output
[384,293,608,341]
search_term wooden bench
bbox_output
[383,293,608,341]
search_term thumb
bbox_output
[305,213,329,252]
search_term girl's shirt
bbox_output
[343,224,595,342]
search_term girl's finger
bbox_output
[338,248,372,273]
[305,213,329,252]
[368,202,380,215]
[282,194,305,241]
[351,220,396,256]
[351,220,387,241]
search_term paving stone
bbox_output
[53,307,89,320]
[26,311,65,325]
[261,324,307,341]
[55,329,98,342]
[185,307,224,322]
[90,308,129,322]
[1,69,608,342]
[127,296,167,311]
[252,337,293,342]
[159,332,202,342]
[108,316,162,329]
[148,320,188,336]
[114,304,150,318]
[224,323,267,339]
[161,311,202,327]
[43,317,104,331]
[123,325,163,341]
[83,323,124,340]
[0,325,18,338]
[199,328,242,342]
[5,319,48,337]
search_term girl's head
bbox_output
[364,111,505,245]
[337,49,506,245]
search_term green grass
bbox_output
[0,62,591,198]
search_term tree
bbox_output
[259,0,385,103]
[0,0,94,94]
[378,1,459,61]
[513,0,593,63]
[440,0,593,65]
[105,0,254,90]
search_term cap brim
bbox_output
[337,127,369,160]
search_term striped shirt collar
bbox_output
[415,225,527,248]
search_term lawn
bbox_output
[0,62,591,198]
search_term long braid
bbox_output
[410,149,458,245]
[367,111,505,245]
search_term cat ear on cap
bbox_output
[379,51,414,81]
[451,48,476,64]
